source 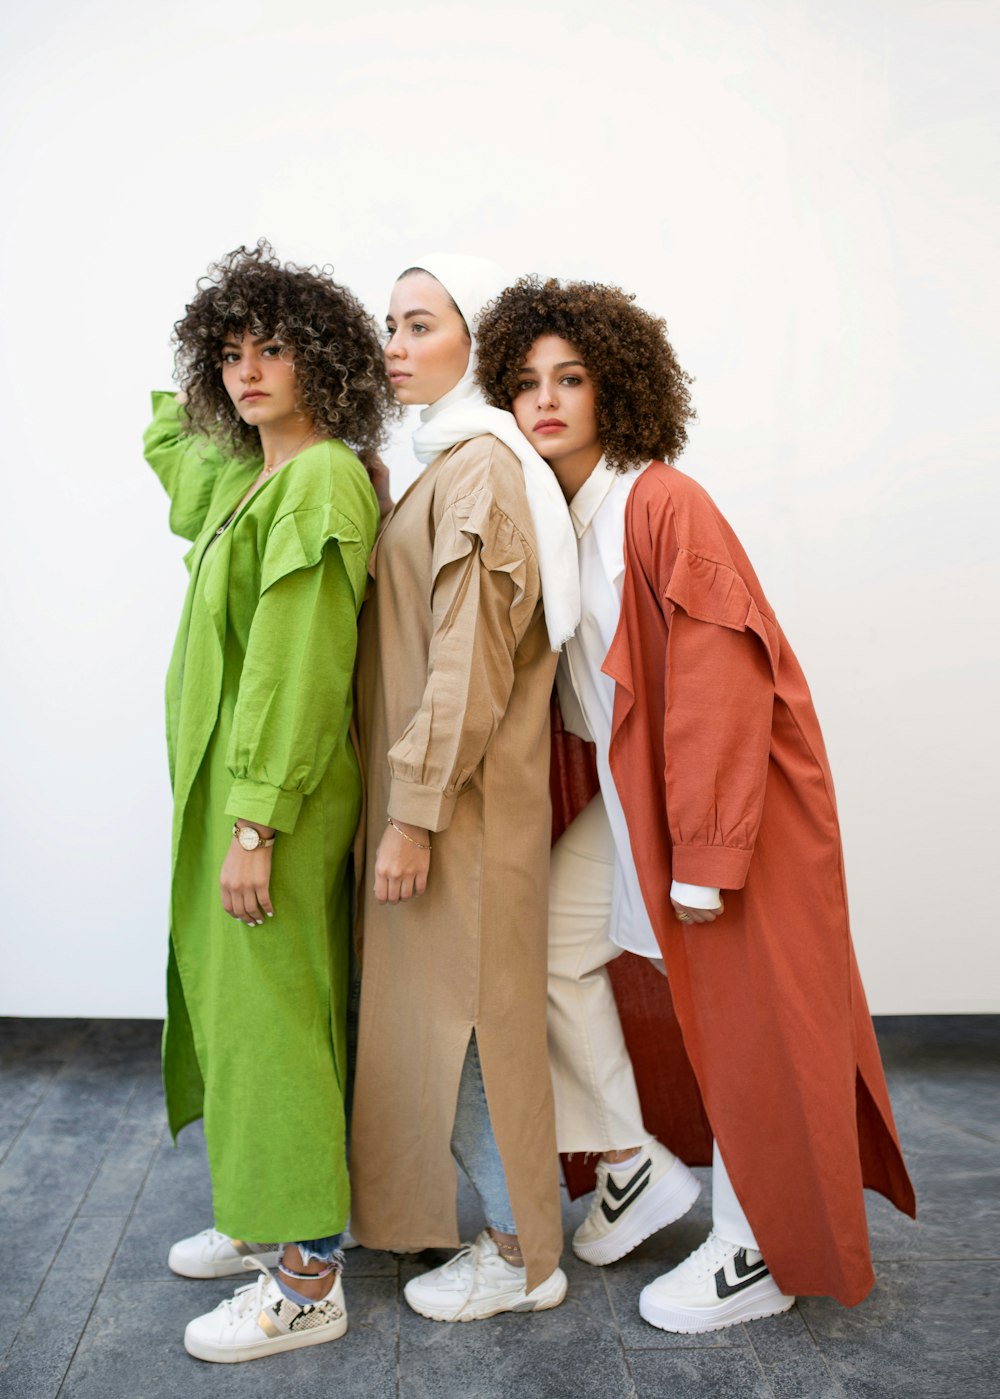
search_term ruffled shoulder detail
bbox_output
[663,549,778,677]
[630,463,779,677]
[261,501,376,607]
[259,444,379,604]
[431,481,535,619]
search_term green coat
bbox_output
[144,392,378,1242]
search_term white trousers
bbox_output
[548,794,757,1249]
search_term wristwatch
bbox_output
[233,823,277,851]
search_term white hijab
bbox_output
[406,253,580,652]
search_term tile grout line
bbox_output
[905,1106,1000,1146]
[2,1072,144,1394]
[599,1263,641,1398]
[0,1056,65,1171]
[53,1098,169,1399]
[871,1253,1000,1263]
[0,1057,100,1366]
[744,1315,844,1393]
[794,1300,847,1396]
[739,1323,779,1397]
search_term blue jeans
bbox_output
[450,1033,517,1234]
[291,1235,343,1265]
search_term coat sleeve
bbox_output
[224,504,374,833]
[143,391,231,541]
[648,490,778,890]
[387,483,540,832]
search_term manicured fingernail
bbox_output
[266,911,273,918]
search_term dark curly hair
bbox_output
[475,277,695,471]
[173,241,397,459]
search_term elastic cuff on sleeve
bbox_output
[387,776,457,833]
[226,780,303,834]
[670,845,751,889]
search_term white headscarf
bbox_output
[405,253,580,651]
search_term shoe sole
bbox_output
[573,1160,702,1266]
[404,1268,568,1322]
[184,1315,348,1362]
[168,1248,281,1280]
[639,1282,795,1333]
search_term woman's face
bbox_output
[384,272,471,406]
[221,332,300,430]
[510,335,601,467]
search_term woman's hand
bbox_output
[671,896,725,926]
[360,450,393,518]
[373,819,430,905]
[220,828,275,926]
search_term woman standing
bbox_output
[350,255,578,1321]
[144,243,388,1361]
[475,277,915,1331]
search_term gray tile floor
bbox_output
[1,1016,997,1398]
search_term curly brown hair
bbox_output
[475,277,695,471]
[173,241,397,459]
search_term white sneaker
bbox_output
[168,1227,280,1279]
[639,1229,795,1333]
[184,1261,348,1362]
[403,1231,568,1322]
[572,1140,701,1265]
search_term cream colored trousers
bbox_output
[548,793,757,1249]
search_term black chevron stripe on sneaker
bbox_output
[572,1140,702,1266]
[639,1230,795,1334]
[601,1160,652,1221]
[715,1248,770,1298]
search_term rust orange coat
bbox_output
[556,461,914,1307]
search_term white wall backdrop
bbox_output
[1,0,996,1016]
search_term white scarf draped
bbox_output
[406,253,580,651]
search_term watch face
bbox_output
[237,826,261,851]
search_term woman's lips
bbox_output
[241,391,267,401]
[534,419,566,433]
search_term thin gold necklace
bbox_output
[261,427,318,478]
[214,430,319,538]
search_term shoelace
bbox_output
[683,1230,747,1281]
[219,1265,273,1320]
[439,1236,498,1321]
[440,1243,475,1279]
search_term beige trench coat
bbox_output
[350,435,563,1290]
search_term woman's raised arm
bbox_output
[143,391,232,541]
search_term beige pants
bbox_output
[548,793,757,1249]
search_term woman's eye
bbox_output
[222,352,239,364]
[516,380,536,393]
[561,376,582,387]
[411,323,428,335]
[262,344,282,357]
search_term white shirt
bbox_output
[557,459,720,957]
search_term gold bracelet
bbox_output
[387,817,431,851]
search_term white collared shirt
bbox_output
[557,458,720,957]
